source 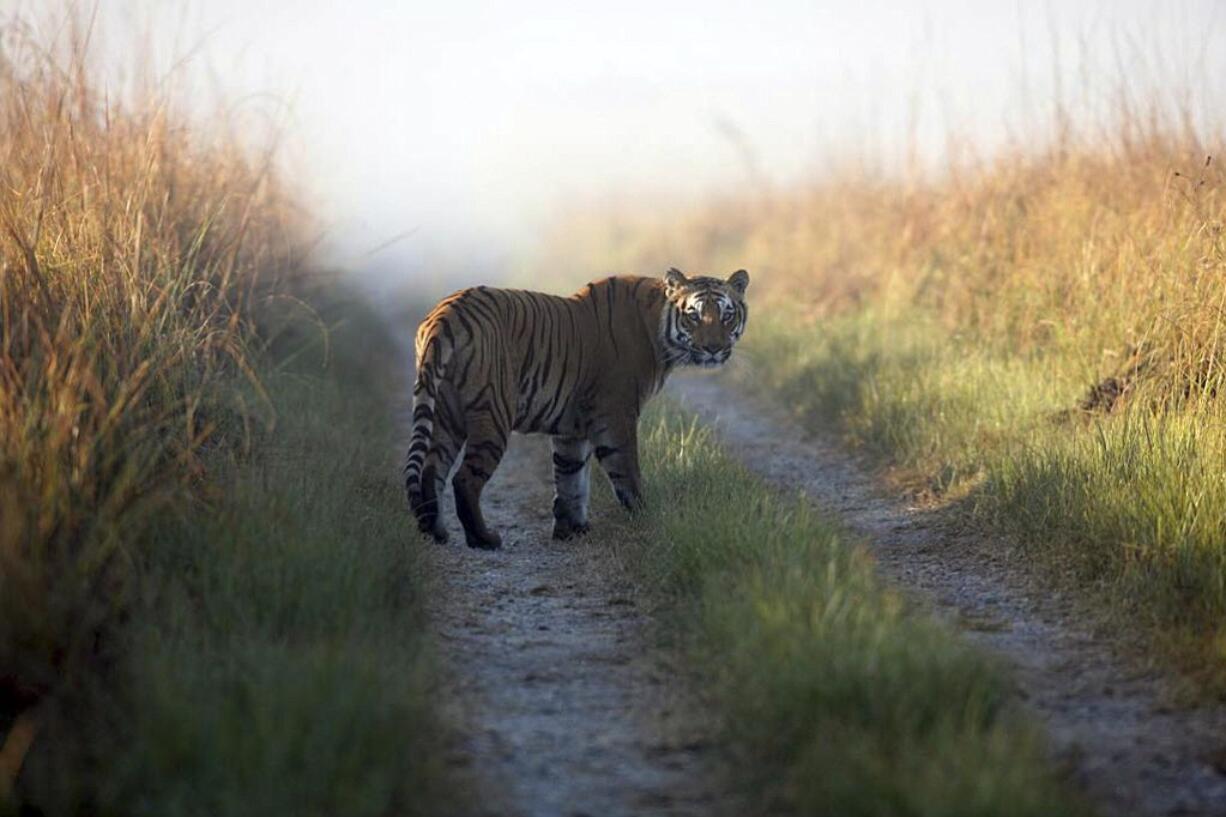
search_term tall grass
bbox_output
[0,10,306,724]
[0,10,444,811]
[540,116,1225,384]
[533,106,1226,687]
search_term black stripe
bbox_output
[604,281,620,354]
[552,452,588,475]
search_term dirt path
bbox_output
[672,372,1226,817]
[422,432,727,817]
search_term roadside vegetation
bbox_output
[593,402,1086,816]
[0,13,440,814]
[534,100,1226,692]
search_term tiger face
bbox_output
[661,267,750,367]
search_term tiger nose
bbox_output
[702,343,723,355]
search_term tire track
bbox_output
[672,371,1226,817]
[418,432,729,817]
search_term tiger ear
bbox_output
[728,269,750,294]
[663,267,688,295]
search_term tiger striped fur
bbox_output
[404,267,749,549]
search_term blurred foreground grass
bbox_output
[15,301,444,816]
[0,10,442,813]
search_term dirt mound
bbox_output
[1077,342,1226,416]
[1078,346,1154,414]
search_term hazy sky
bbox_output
[67,1,1226,279]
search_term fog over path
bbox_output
[95,1,1226,280]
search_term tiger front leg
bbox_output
[594,418,644,512]
[551,436,593,540]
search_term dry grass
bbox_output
[541,116,1225,396]
[0,6,308,784]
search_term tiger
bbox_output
[404,267,750,549]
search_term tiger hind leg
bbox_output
[452,409,507,550]
[551,435,593,540]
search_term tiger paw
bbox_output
[552,519,591,541]
[417,519,449,545]
[464,529,502,550]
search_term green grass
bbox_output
[11,301,447,816]
[739,309,1085,495]
[990,409,1226,670]
[738,307,1226,693]
[600,401,1086,816]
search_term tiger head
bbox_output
[661,267,750,367]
